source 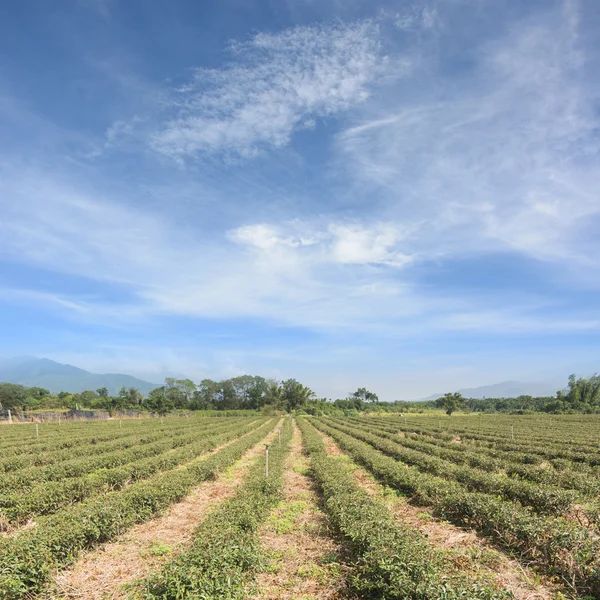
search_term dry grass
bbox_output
[248,423,348,600]
[318,428,561,600]
[49,419,283,600]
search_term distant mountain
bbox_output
[420,380,560,401]
[0,356,159,395]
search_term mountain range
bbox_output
[0,357,562,400]
[0,357,159,395]
[420,380,561,401]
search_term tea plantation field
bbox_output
[1,413,598,599]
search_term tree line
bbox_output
[0,373,598,416]
[0,376,315,415]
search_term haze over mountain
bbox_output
[420,381,562,401]
[0,357,159,396]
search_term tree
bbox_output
[191,379,220,410]
[263,379,284,409]
[96,387,108,398]
[230,375,268,409]
[116,386,143,408]
[559,374,600,407]
[280,379,315,412]
[0,383,27,410]
[351,387,379,403]
[435,392,465,416]
[146,386,173,416]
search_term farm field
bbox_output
[0,414,599,599]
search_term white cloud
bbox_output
[2,159,593,341]
[329,224,412,266]
[152,20,392,158]
[228,221,412,267]
[228,223,318,250]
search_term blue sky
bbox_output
[1,0,599,399]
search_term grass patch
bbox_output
[266,500,307,534]
[144,542,173,557]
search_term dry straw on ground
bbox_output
[248,423,348,600]
[50,419,282,600]
[317,428,558,600]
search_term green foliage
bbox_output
[0,419,251,525]
[0,383,37,410]
[311,417,600,596]
[558,374,600,409]
[280,379,315,412]
[350,387,379,403]
[0,418,275,598]
[324,418,579,514]
[435,392,466,415]
[298,419,509,600]
[145,387,174,416]
[138,419,294,599]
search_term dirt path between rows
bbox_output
[48,419,282,600]
[315,426,561,600]
[248,422,348,600]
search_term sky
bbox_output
[0,0,599,400]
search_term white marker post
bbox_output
[265,444,269,479]
[7,409,12,425]
[35,423,39,439]
[119,419,122,428]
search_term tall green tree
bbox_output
[192,379,220,409]
[146,386,173,416]
[435,392,465,416]
[559,374,600,407]
[351,387,379,403]
[0,383,27,410]
[280,379,315,412]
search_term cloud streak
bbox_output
[1,162,594,340]
[152,20,391,158]
[338,0,600,272]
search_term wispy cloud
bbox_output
[393,5,439,31]
[338,0,600,271]
[151,20,393,158]
[1,162,593,339]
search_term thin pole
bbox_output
[265,445,269,478]
[7,409,12,424]
[119,419,122,428]
[35,423,39,439]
